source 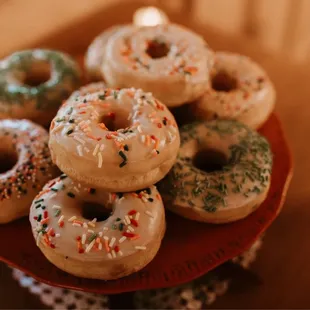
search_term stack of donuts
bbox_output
[0,22,274,281]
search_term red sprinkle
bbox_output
[130,219,138,227]
[43,211,48,219]
[48,181,56,188]
[128,210,137,215]
[114,245,120,253]
[59,221,64,228]
[79,248,84,254]
[76,236,81,241]
[157,123,162,128]
[50,244,55,249]
[33,216,38,220]
[122,232,136,238]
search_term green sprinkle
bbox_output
[69,119,75,123]
[119,223,124,231]
[67,192,75,198]
[124,144,129,151]
[35,199,44,204]
[66,129,74,135]
[148,198,154,202]
[35,204,42,209]
[116,217,121,222]
[88,233,97,243]
[51,188,58,192]
[98,94,106,100]
[56,117,65,122]
[67,107,73,115]
[83,99,87,103]
[60,174,67,180]
[112,224,117,230]
[54,209,61,217]
[119,161,127,168]
[119,150,127,161]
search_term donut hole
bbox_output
[146,39,170,59]
[211,71,237,92]
[0,150,18,174]
[23,61,51,87]
[99,114,130,132]
[82,202,111,222]
[193,149,228,173]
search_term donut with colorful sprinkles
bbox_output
[191,52,276,129]
[0,49,81,126]
[0,119,58,223]
[101,23,213,107]
[158,120,273,223]
[29,175,165,280]
[49,86,180,192]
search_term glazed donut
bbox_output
[0,119,58,223]
[102,24,213,107]
[85,25,125,81]
[158,120,273,223]
[0,49,81,126]
[49,87,180,192]
[29,175,165,280]
[191,52,276,129]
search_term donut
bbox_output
[29,175,165,280]
[85,25,125,81]
[158,120,273,223]
[0,49,81,126]
[0,119,58,223]
[49,87,180,192]
[102,24,213,107]
[191,52,276,129]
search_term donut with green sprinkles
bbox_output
[158,119,273,224]
[49,85,180,192]
[29,176,165,280]
[0,119,58,223]
[0,49,81,126]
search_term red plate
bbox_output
[0,113,292,294]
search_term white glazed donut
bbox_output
[102,24,213,107]
[49,86,180,192]
[0,119,58,223]
[159,120,273,223]
[191,52,276,129]
[85,26,125,81]
[29,175,165,280]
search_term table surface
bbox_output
[0,2,309,309]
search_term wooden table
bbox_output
[0,2,309,308]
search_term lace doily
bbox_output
[12,237,262,309]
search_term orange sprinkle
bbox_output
[78,111,86,114]
[104,239,110,253]
[50,121,55,130]
[40,217,49,225]
[96,237,101,244]
[59,221,64,228]
[36,189,50,199]
[99,123,108,130]
[184,66,198,74]
[87,132,101,141]
[127,90,135,98]
[131,193,138,198]
[73,220,84,225]
[131,234,140,241]
[111,193,116,202]
[156,193,162,201]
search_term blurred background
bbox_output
[1,0,310,63]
